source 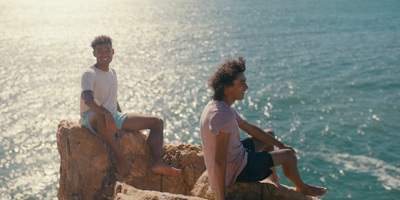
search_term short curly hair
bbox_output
[209,56,246,101]
[91,35,112,50]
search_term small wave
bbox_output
[326,153,400,191]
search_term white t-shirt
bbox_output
[200,100,248,191]
[80,66,118,116]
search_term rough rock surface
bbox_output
[57,120,205,199]
[191,171,318,200]
[57,120,115,199]
[114,181,206,200]
[57,120,320,200]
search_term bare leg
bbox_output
[89,113,131,177]
[270,149,327,197]
[122,113,181,176]
[252,129,281,183]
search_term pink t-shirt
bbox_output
[200,100,248,191]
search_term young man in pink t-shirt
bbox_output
[200,56,327,200]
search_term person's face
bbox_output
[226,72,248,101]
[93,43,114,66]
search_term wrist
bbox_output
[105,113,113,118]
[277,142,285,149]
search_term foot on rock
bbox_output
[297,184,327,197]
[269,174,282,184]
[151,162,181,176]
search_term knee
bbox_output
[152,117,164,130]
[282,149,296,164]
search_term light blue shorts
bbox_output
[81,111,128,136]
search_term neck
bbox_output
[95,63,109,71]
[221,96,235,107]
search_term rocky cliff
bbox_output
[57,120,317,200]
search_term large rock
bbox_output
[191,171,319,200]
[57,120,115,199]
[114,181,206,200]
[57,120,205,199]
[57,120,320,200]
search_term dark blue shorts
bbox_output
[236,137,275,182]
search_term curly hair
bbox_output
[91,35,112,50]
[209,56,246,101]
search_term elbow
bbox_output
[81,92,93,105]
[82,97,92,105]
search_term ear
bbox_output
[93,51,96,57]
[224,85,231,92]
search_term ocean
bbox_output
[0,0,399,199]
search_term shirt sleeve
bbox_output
[112,68,117,81]
[232,108,245,124]
[209,109,235,136]
[81,71,95,92]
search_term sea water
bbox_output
[0,0,399,199]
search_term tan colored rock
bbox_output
[191,171,319,200]
[160,143,206,195]
[57,120,115,200]
[57,120,205,199]
[115,131,206,194]
[114,181,206,200]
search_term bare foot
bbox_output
[296,184,327,197]
[151,161,181,176]
[269,174,282,183]
[116,157,131,178]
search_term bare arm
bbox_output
[81,90,117,133]
[239,120,295,152]
[215,131,231,200]
[81,90,112,115]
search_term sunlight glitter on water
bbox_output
[1,0,400,199]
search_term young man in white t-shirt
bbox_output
[80,35,181,177]
[200,56,326,199]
